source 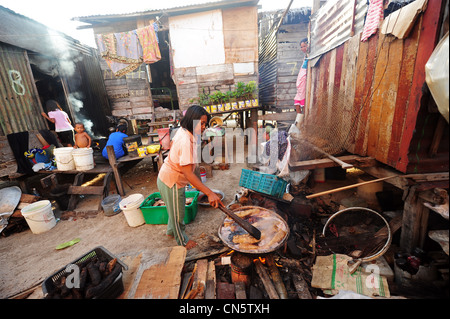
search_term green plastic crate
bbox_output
[140,191,199,225]
[239,169,287,198]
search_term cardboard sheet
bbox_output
[381,0,428,39]
[311,254,390,298]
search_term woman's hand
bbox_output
[206,190,222,208]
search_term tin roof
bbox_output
[73,0,259,25]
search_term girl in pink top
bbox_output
[157,105,223,250]
[41,100,74,147]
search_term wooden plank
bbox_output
[254,260,279,299]
[387,18,421,167]
[118,253,143,299]
[289,155,377,171]
[106,145,125,196]
[401,186,430,252]
[258,111,297,121]
[67,185,104,195]
[367,32,388,158]
[291,272,312,299]
[340,34,360,153]
[130,246,186,299]
[193,259,208,299]
[354,32,379,155]
[377,37,403,164]
[396,0,443,172]
[204,260,216,299]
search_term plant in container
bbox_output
[235,82,246,109]
[224,90,233,111]
[246,81,258,107]
[198,92,211,113]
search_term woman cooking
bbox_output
[157,105,223,250]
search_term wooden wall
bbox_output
[171,6,259,110]
[304,0,448,174]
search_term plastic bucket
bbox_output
[72,147,94,171]
[119,194,145,227]
[53,147,75,171]
[157,128,170,150]
[21,200,56,234]
[101,194,122,216]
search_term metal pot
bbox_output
[218,206,289,254]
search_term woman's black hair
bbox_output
[180,105,210,134]
[45,99,60,111]
[300,37,308,45]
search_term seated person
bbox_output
[74,123,92,148]
[102,124,128,160]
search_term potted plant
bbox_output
[245,81,258,107]
[198,92,211,112]
[234,82,246,109]
[224,90,233,111]
[209,91,224,113]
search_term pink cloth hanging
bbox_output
[361,0,384,42]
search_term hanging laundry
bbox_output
[153,22,160,43]
[136,24,161,64]
[361,0,384,42]
[96,30,143,77]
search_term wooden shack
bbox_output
[74,0,260,125]
[297,0,448,174]
[290,0,449,260]
[0,6,110,179]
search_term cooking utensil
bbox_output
[218,205,261,240]
[218,206,289,254]
[322,207,392,274]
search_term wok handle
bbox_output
[218,205,261,240]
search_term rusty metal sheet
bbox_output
[309,0,368,61]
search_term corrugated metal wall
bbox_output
[259,9,311,108]
[309,0,367,61]
[0,43,47,135]
[258,22,278,107]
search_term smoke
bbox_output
[68,93,95,138]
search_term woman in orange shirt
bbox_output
[157,105,223,249]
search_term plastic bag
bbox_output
[425,32,449,123]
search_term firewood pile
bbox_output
[179,189,329,299]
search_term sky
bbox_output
[0,0,312,47]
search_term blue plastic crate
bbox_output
[239,169,287,198]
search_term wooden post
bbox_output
[106,145,125,196]
[400,186,430,252]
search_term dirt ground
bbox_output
[0,156,246,299]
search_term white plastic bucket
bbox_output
[119,194,145,227]
[72,147,94,171]
[54,147,75,171]
[21,200,56,234]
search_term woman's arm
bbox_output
[180,164,222,208]
[41,112,55,124]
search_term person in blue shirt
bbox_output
[102,124,128,159]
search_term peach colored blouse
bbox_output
[158,128,198,189]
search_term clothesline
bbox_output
[96,23,161,77]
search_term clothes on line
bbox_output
[361,0,384,42]
[96,23,161,77]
